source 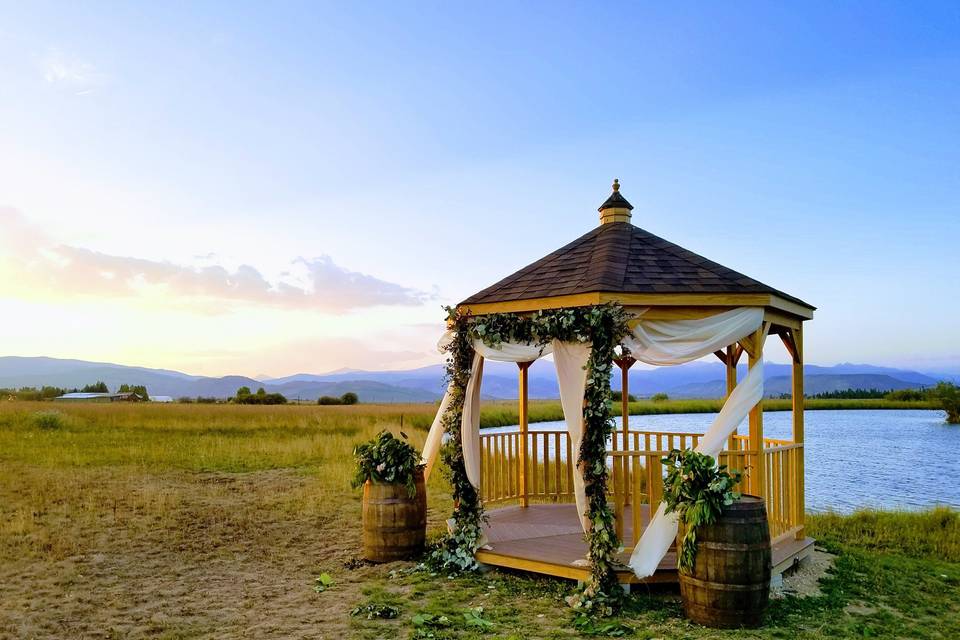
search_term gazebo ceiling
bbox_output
[459,181,814,320]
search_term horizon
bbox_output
[2,2,958,377]
[3,353,959,383]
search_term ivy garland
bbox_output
[430,303,631,611]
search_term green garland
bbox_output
[430,311,483,572]
[431,303,631,610]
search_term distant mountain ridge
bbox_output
[0,356,954,403]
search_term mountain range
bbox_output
[1,356,956,403]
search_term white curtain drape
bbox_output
[624,306,765,578]
[622,308,763,366]
[421,334,553,484]
[422,381,453,481]
[627,359,764,577]
[461,354,485,488]
[551,340,592,532]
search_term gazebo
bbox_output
[422,180,814,590]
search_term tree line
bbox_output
[1,382,149,401]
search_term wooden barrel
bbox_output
[361,470,426,562]
[678,495,771,628]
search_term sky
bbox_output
[0,1,958,377]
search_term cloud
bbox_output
[39,48,106,94]
[0,208,430,312]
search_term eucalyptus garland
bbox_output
[430,303,631,609]
[429,310,483,572]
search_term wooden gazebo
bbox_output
[457,181,815,584]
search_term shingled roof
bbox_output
[460,184,813,310]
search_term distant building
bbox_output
[55,392,143,402]
[151,395,174,403]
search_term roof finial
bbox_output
[598,177,634,224]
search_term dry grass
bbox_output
[1,401,957,639]
[0,401,456,639]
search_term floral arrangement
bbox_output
[661,449,742,573]
[351,430,423,497]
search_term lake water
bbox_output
[487,410,959,513]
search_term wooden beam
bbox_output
[792,326,805,539]
[713,350,729,365]
[518,361,532,508]
[779,328,800,364]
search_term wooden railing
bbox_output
[479,428,804,546]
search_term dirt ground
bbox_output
[0,468,446,640]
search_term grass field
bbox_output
[0,401,957,639]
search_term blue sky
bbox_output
[0,2,958,376]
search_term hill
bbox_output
[0,355,952,402]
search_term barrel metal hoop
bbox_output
[680,575,769,592]
[697,541,771,552]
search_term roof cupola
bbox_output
[598,178,633,224]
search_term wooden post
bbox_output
[613,356,635,529]
[724,345,738,454]
[614,357,636,447]
[792,326,805,538]
[746,326,768,498]
[725,345,737,399]
[518,361,532,508]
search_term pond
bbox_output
[486,409,959,513]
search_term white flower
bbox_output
[674,460,682,468]
[376,463,386,473]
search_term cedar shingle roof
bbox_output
[460,221,814,309]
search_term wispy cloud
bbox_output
[0,208,430,312]
[39,48,106,95]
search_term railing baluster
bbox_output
[631,454,642,547]
[554,433,561,502]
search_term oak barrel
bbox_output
[678,495,771,628]
[361,469,426,562]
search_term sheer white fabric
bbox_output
[461,354,485,488]
[422,381,453,482]
[622,308,763,366]
[474,340,553,362]
[627,359,764,577]
[552,340,592,532]
[421,335,552,484]
[623,307,765,578]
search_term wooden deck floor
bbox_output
[476,504,814,584]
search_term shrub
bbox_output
[933,382,960,424]
[885,388,927,401]
[32,411,65,430]
[651,392,669,402]
[318,392,359,405]
[610,390,637,402]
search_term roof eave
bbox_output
[458,291,814,320]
